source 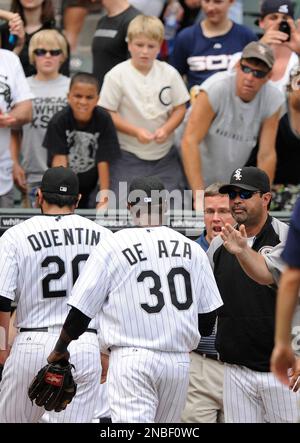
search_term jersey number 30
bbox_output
[137,267,192,313]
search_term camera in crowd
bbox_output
[278,20,291,41]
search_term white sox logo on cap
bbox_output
[233,168,242,181]
[258,44,267,55]
[279,4,289,13]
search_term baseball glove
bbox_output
[28,359,77,412]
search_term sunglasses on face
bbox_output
[33,48,62,57]
[240,63,269,79]
[228,190,261,200]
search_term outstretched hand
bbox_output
[220,223,247,255]
[270,344,296,387]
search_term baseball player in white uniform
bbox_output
[42,176,223,423]
[0,166,113,423]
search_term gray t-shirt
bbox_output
[199,71,284,186]
[21,74,70,184]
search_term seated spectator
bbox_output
[92,0,140,89]
[181,41,284,209]
[11,29,70,208]
[0,47,33,208]
[0,0,69,77]
[171,0,257,93]
[43,72,120,209]
[99,14,190,209]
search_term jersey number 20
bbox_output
[41,254,89,298]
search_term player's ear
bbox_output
[75,194,82,209]
[35,189,43,208]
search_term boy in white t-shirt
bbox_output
[99,14,190,208]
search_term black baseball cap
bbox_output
[128,176,166,206]
[219,167,271,194]
[260,0,294,19]
[41,166,79,196]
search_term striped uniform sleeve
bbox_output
[68,238,112,319]
[264,242,286,286]
[0,232,18,300]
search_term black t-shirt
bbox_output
[0,21,70,77]
[92,5,139,89]
[43,105,120,198]
[274,111,300,185]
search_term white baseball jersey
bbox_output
[70,225,223,352]
[0,214,112,329]
[0,214,113,423]
[69,225,222,422]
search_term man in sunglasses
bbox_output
[207,166,300,422]
[181,41,284,210]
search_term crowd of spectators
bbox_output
[0,0,299,212]
[0,0,300,425]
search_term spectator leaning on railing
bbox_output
[181,41,284,210]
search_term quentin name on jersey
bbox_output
[122,240,192,266]
[27,228,101,251]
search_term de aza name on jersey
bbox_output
[122,239,192,266]
[27,226,101,251]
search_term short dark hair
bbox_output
[70,72,100,94]
[42,192,78,208]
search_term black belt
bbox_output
[194,350,221,361]
[20,327,97,334]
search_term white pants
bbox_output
[224,364,300,423]
[108,347,190,423]
[92,382,110,421]
[0,330,101,423]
